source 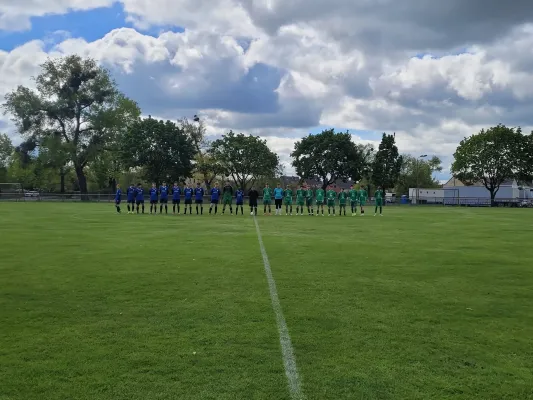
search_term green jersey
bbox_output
[315,188,325,201]
[359,189,367,201]
[326,189,336,200]
[296,189,305,200]
[375,190,383,200]
[284,189,293,200]
[349,189,359,202]
[263,187,272,200]
[306,189,313,199]
[338,191,347,204]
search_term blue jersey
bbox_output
[126,186,135,201]
[115,188,121,201]
[211,187,221,201]
[236,189,244,204]
[135,187,144,201]
[274,187,283,199]
[172,186,181,200]
[195,187,204,200]
[150,187,158,201]
[184,187,193,200]
[160,185,169,199]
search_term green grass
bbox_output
[1,203,532,399]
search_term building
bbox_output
[441,178,533,205]
[408,188,444,204]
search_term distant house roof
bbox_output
[444,177,519,187]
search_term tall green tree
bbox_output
[395,155,442,195]
[120,117,196,184]
[36,135,71,193]
[210,131,280,190]
[0,133,14,182]
[451,124,532,205]
[291,129,366,190]
[371,133,402,192]
[2,55,139,200]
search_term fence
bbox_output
[1,192,532,207]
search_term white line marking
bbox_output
[253,216,305,400]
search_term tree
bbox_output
[291,129,366,190]
[2,55,140,200]
[371,133,402,193]
[395,155,442,195]
[179,117,224,189]
[0,134,14,182]
[451,124,532,206]
[120,117,196,184]
[210,131,280,190]
[36,135,71,193]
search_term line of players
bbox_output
[113,181,385,216]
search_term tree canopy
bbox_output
[210,131,280,190]
[371,133,402,191]
[291,129,367,189]
[451,124,533,204]
[2,55,140,199]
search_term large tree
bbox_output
[120,117,196,184]
[179,117,225,189]
[210,131,280,190]
[2,55,139,200]
[291,129,366,190]
[451,124,533,205]
[371,133,402,192]
[0,134,14,182]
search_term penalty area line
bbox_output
[252,216,305,400]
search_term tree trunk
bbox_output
[490,189,496,207]
[75,165,89,201]
[59,167,66,193]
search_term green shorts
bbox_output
[223,197,232,205]
[339,203,346,207]
[284,198,292,205]
[316,200,324,205]
[306,198,313,206]
[327,200,335,207]
[350,200,358,206]
[263,199,271,205]
[375,199,383,206]
[360,200,366,206]
[296,199,305,206]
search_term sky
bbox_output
[3,1,533,181]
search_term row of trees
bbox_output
[2,55,530,201]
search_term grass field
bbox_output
[1,203,533,400]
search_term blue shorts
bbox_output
[150,199,158,204]
[172,199,180,204]
[136,199,144,204]
[160,198,168,204]
[115,199,121,204]
[127,199,135,204]
[195,199,203,204]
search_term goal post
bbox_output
[0,183,24,201]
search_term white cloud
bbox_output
[3,1,533,179]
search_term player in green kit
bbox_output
[374,186,384,216]
[263,184,272,215]
[338,188,347,215]
[349,185,359,216]
[315,187,325,216]
[359,185,368,215]
[305,185,314,215]
[295,185,305,215]
[326,186,337,216]
[284,185,293,215]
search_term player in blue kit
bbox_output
[273,183,284,215]
[172,182,181,214]
[209,182,221,215]
[235,188,244,215]
[183,184,193,215]
[135,183,145,214]
[159,181,169,214]
[149,183,158,214]
[194,183,204,215]
[114,184,121,213]
[126,183,136,214]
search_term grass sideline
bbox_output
[1,203,532,400]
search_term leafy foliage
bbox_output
[371,133,402,190]
[451,124,531,203]
[120,117,196,184]
[2,55,139,197]
[291,129,367,189]
[395,155,442,195]
[210,131,280,190]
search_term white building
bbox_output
[408,188,444,204]
[441,178,532,205]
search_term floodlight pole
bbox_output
[416,154,427,204]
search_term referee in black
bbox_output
[248,186,259,215]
